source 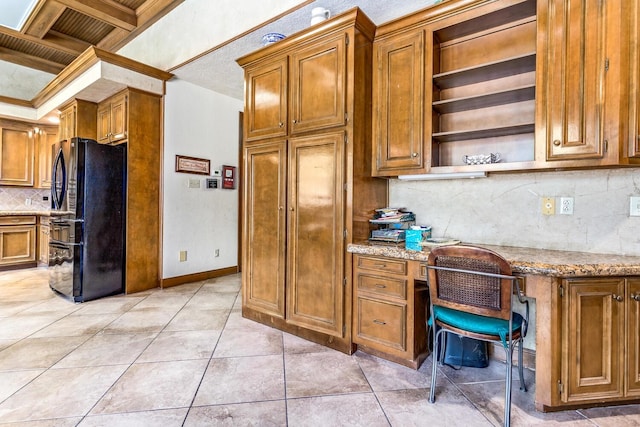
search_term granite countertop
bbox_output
[0,210,51,216]
[347,241,640,277]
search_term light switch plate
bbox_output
[630,196,640,217]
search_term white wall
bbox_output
[162,78,243,279]
[390,168,640,256]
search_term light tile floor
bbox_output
[0,268,638,426]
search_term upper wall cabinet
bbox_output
[245,58,288,141]
[58,99,97,142]
[0,125,34,186]
[628,0,640,159]
[373,0,537,177]
[97,92,128,145]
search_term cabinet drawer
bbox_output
[356,297,407,351]
[0,216,36,226]
[356,255,407,275]
[357,273,407,299]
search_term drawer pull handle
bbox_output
[373,319,386,325]
[373,263,386,268]
[375,284,387,289]
[612,294,623,302]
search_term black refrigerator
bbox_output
[49,137,126,302]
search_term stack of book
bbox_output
[369,208,416,243]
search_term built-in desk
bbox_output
[347,242,640,412]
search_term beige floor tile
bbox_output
[136,330,220,363]
[71,296,145,315]
[164,307,229,331]
[285,352,371,398]
[0,369,43,402]
[31,313,121,338]
[287,393,390,427]
[0,365,128,423]
[102,308,177,334]
[579,404,640,426]
[0,338,17,351]
[185,292,237,309]
[0,335,90,370]
[0,314,68,340]
[0,301,42,317]
[213,320,283,358]
[130,294,191,311]
[78,408,189,426]
[158,281,205,295]
[355,351,433,392]
[283,332,336,355]
[193,355,284,406]
[53,332,157,368]
[90,359,208,415]
[377,387,494,427]
[185,401,286,426]
[0,417,83,426]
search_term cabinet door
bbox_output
[242,141,287,318]
[0,225,36,265]
[628,279,640,396]
[35,129,57,189]
[630,0,640,158]
[58,106,75,142]
[245,58,288,141]
[38,224,49,265]
[0,127,34,186]
[286,131,345,336]
[544,0,607,160]
[96,103,111,144]
[372,30,425,176]
[289,34,346,134]
[562,278,625,402]
[109,93,128,143]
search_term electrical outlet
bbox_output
[179,250,187,262]
[214,249,220,257]
[559,197,574,215]
[542,197,555,215]
[630,196,640,217]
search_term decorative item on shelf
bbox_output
[405,226,432,251]
[261,32,286,46]
[310,7,331,25]
[463,153,501,165]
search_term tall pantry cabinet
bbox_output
[237,8,387,353]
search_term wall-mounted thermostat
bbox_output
[206,178,219,189]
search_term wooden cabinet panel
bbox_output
[562,278,625,402]
[242,141,287,318]
[286,132,345,336]
[289,33,346,134]
[35,128,57,189]
[58,99,97,141]
[97,92,128,144]
[356,296,407,350]
[38,217,49,266]
[0,126,34,186]
[543,0,607,160]
[373,30,425,176]
[629,0,640,159]
[0,216,36,267]
[245,58,287,141]
[357,274,407,299]
[628,279,640,396]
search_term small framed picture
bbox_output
[175,155,210,175]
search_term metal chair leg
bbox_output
[503,345,513,427]
[429,329,442,403]
[518,338,527,392]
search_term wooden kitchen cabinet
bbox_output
[628,0,640,159]
[559,277,640,405]
[244,58,287,142]
[38,216,49,266]
[97,91,128,144]
[238,9,388,353]
[0,124,34,187]
[0,216,36,269]
[58,99,97,142]
[372,30,426,176]
[372,0,537,176]
[35,127,58,189]
[352,254,429,368]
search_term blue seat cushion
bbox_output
[431,305,524,348]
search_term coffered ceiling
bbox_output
[0,0,183,75]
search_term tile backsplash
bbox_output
[0,187,50,211]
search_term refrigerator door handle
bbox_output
[49,238,82,248]
[51,148,66,210]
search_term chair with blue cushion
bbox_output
[426,245,529,427]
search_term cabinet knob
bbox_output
[278,206,284,211]
[632,294,640,301]
[412,152,419,158]
[278,122,284,128]
[553,140,561,146]
[612,294,623,302]
[292,119,297,124]
[289,207,294,212]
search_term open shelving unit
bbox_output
[430,0,537,170]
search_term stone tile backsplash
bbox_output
[0,187,50,211]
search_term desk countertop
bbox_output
[347,241,640,277]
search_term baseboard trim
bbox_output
[161,266,239,288]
